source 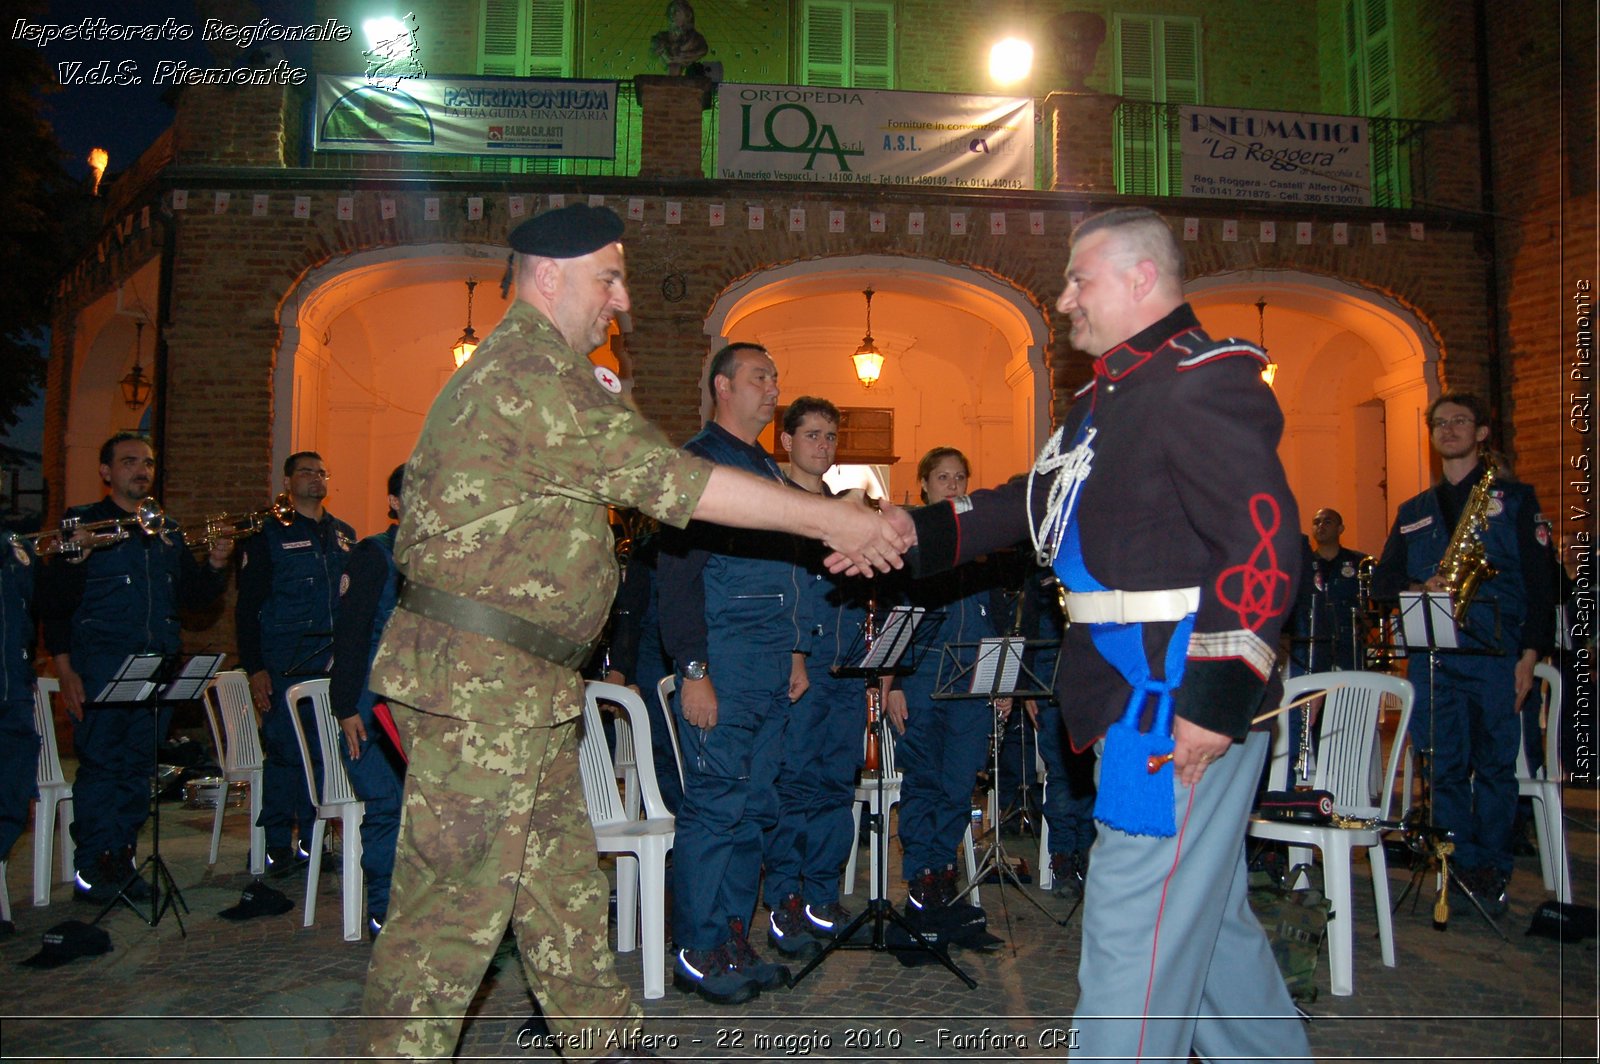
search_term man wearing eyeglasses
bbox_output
[1372,392,1555,916]
[235,451,356,870]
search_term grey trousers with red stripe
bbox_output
[1072,729,1312,1063]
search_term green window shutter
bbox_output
[851,3,894,88]
[1114,14,1199,196]
[1159,18,1200,196]
[480,0,524,76]
[527,0,572,78]
[803,1,893,88]
[1115,15,1156,101]
[804,0,849,87]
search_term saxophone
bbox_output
[1435,457,1499,625]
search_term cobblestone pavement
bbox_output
[2,761,1595,1062]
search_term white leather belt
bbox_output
[1060,586,1201,624]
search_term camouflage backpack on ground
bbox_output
[1247,861,1330,1003]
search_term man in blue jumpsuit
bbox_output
[1372,392,1554,915]
[659,342,801,1004]
[1,531,39,932]
[42,433,232,902]
[868,208,1310,1060]
[1289,508,1369,674]
[235,451,355,869]
[761,397,871,954]
[330,463,407,937]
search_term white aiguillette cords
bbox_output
[1027,424,1098,567]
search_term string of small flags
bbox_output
[60,191,1428,298]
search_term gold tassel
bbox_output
[1433,841,1455,927]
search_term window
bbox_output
[801,0,894,88]
[1343,0,1407,206]
[1112,13,1200,196]
[479,0,573,78]
[479,0,574,175]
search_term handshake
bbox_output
[817,489,917,576]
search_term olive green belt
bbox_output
[397,582,592,669]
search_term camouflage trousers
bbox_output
[361,706,641,1061]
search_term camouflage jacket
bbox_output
[371,301,711,728]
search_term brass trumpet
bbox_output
[190,493,296,550]
[15,497,167,560]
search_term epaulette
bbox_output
[1172,335,1268,371]
[1073,378,1097,399]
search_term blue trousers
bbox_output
[1408,652,1520,874]
[1035,701,1097,855]
[764,670,865,908]
[896,679,992,880]
[258,677,320,851]
[1075,730,1309,1061]
[671,648,788,950]
[341,702,406,920]
[70,656,170,873]
[0,695,38,862]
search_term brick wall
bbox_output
[1484,0,1597,542]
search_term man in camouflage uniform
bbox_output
[359,203,908,1062]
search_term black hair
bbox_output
[783,396,840,436]
[99,432,151,467]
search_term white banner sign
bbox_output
[314,75,617,158]
[1180,106,1370,206]
[717,84,1033,190]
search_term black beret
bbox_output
[508,203,625,258]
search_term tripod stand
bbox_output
[89,652,223,934]
[790,606,977,990]
[1388,592,1510,941]
[937,638,1065,928]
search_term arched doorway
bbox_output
[1191,271,1440,556]
[704,255,1052,504]
[276,244,514,535]
[62,261,162,506]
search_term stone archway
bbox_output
[62,261,162,506]
[703,255,1052,502]
[1190,270,1440,554]
[274,243,513,534]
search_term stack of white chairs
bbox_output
[1517,662,1571,903]
[580,681,675,999]
[202,671,267,876]
[283,679,366,942]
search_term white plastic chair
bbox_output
[612,710,640,820]
[580,681,674,1000]
[1517,663,1570,903]
[840,722,981,904]
[283,678,366,942]
[31,679,73,907]
[203,671,267,876]
[651,675,686,791]
[1249,670,1414,997]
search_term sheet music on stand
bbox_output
[932,637,1059,701]
[160,653,226,702]
[971,637,1025,696]
[94,653,166,704]
[843,605,929,675]
[1398,592,1503,655]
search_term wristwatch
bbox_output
[680,660,709,682]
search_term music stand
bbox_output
[90,652,225,934]
[1389,592,1511,940]
[789,605,978,991]
[933,638,1065,929]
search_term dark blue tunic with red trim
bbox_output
[907,304,1301,750]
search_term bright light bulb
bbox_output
[989,38,1033,86]
[363,17,407,58]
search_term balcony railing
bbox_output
[1112,101,1430,209]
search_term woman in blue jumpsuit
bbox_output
[887,448,1010,912]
